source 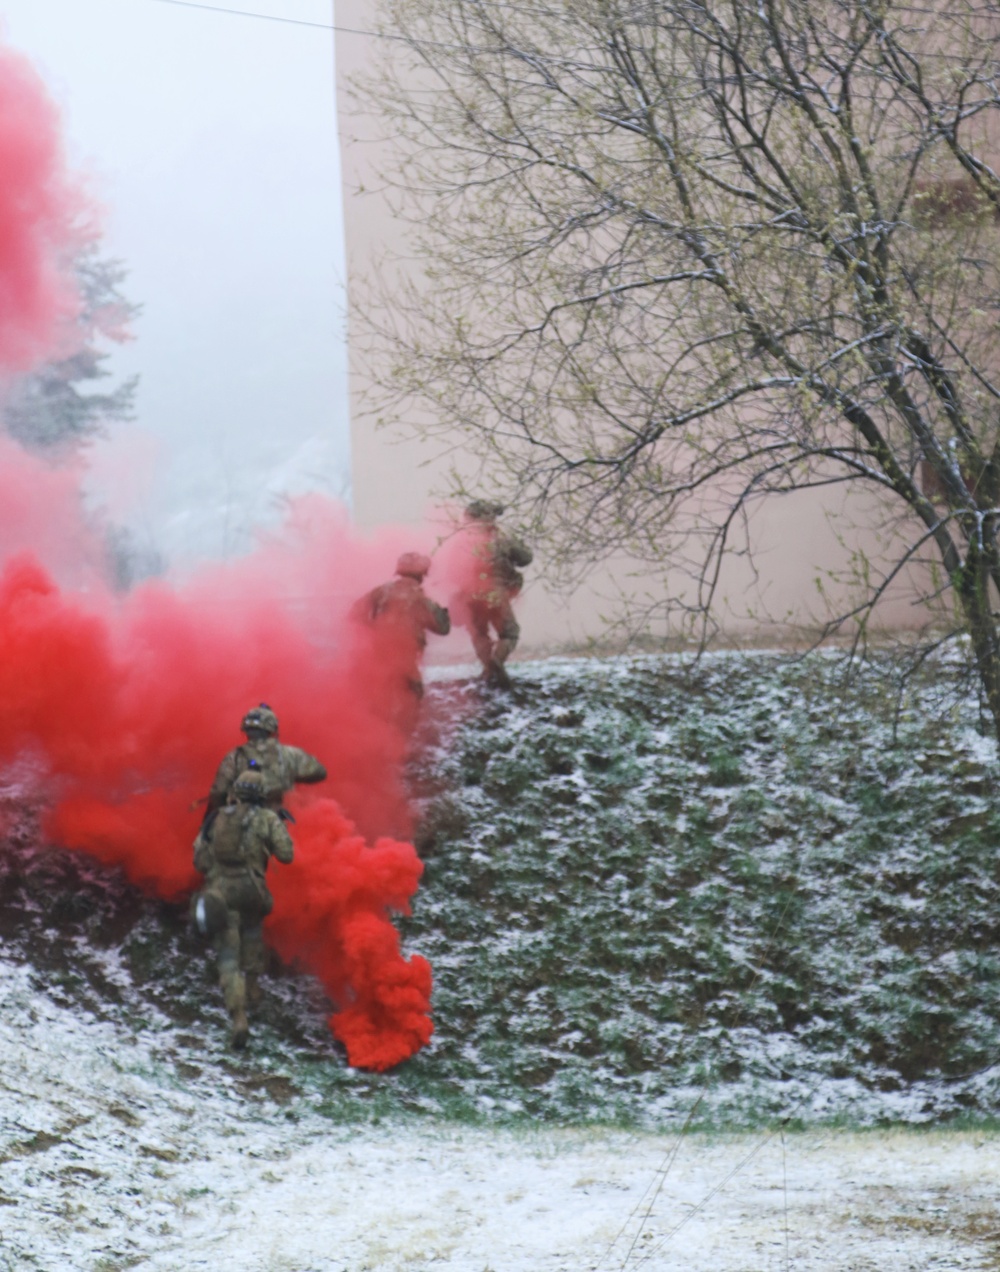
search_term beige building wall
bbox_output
[334,2,929,653]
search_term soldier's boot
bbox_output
[471,631,495,681]
[487,637,517,689]
[245,972,263,1011]
[485,658,512,690]
[221,970,249,1050]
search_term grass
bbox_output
[399,653,1000,1126]
[3,651,1000,1130]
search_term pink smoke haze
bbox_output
[0,439,486,1069]
[0,37,496,1071]
[0,40,85,371]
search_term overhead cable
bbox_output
[145,0,484,49]
[148,0,352,34]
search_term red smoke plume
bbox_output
[0,41,83,371]
[0,472,474,1070]
[0,38,476,1071]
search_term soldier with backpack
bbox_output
[205,703,327,817]
[191,765,294,1049]
[352,551,451,700]
[464,500,533,689]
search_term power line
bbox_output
[147,0,364,35]
[146,0,646,65]
[145,0,581,49]
[146,0,488,49]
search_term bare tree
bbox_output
[363,0,1000,737]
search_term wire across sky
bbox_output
[148,0,359,34]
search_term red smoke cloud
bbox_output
[0,41,83,371]
[0,469,475,1070]
[0,37,474,1071]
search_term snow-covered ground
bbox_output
[408,654,1000,1124]
[5,650,1000,1268]
[1,957,997,1271]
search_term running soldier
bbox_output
[353,552,451,699]
[206,704,326,816]
[464,500,533,689]
[192,767,293,1048]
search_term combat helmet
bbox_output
[232,767,267,804]
[396,551,432,580]
[465,499,506,521]
[241,703,278,736]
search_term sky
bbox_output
[0,0,351,567]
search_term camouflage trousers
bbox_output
[468,594,520,671]
[205,871,271,984]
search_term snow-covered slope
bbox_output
[5,651,1000,1130]
[3,651,1000,1266]
[405,653,1000,1125]
[1,948,997,1270]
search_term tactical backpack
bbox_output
[201,802,276,916]
[209,805,254,868]
[230,744,284,804]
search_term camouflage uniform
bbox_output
[192,769,293,1048]
[206,705,327,815]
[353,553,450,699]
[466,502,533,687]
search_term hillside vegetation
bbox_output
[404,653,1000,1126]
[2,652,999,1131]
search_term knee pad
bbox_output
[497,617,520,643]
[191,889,229,939]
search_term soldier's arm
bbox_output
[506,536,533,569]
[349,588,377,626]
[425,598,451,637]
[206,750,240,813]
[266,813,295,865]
[283,745,327,785]
[193,830,212,875]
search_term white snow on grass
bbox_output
[402,650,1000,1124]
[0,956,997,1271]
[139,1124,1000,1271]
[5,649,1000,1266]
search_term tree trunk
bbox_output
[956,542,1000,747]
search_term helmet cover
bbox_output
[396,551,432,580]
[232,768,267,803]
[465,499,506,521]
[240,704,278,736]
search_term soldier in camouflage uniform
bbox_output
[206,704,327,816]
[465,500,533,689]
[192,767,293,1048]
[353,552,451,699]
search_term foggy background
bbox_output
[0,0,351,568]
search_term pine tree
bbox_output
[4,244,139,451]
